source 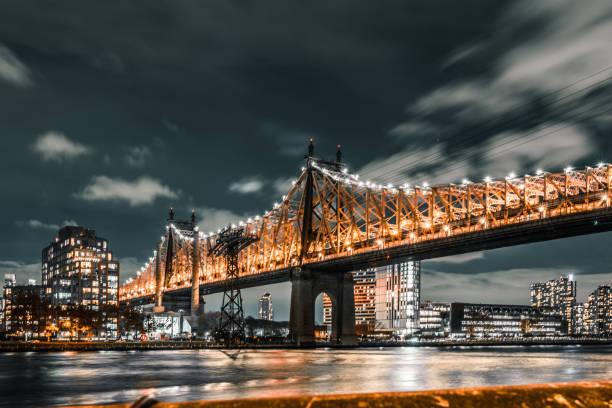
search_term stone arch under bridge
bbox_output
[289,267,356,346]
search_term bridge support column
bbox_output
[190,227,200,318]
[153,241,165,313]
[289,267,356,346]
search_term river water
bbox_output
[0,345,611,407]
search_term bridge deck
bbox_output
[124,206,612,306]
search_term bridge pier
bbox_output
[153,241,165,313]
[289,267,356,346]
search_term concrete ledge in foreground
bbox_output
[60,380,612,408]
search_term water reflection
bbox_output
[0,345,610,407]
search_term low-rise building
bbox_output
[2,282,47,339]
[449,303,565,338]
[419,301,450,337]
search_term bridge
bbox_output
[120,142,612,345]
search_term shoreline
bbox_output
[59,381,612,408]
[1,338,611,352]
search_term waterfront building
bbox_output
[144,312,191,340]
[323,268,376,334]
[419,301,451,337]
[353,269,376,331]
[2,282,46,339]
[375,260,421,337]
[530,275,576,333]
[258,292,274,321]
[1,274,15,332]
[571,303,588,335]
[42,226,120,337]
[582,284,611,335]
[449,303,565,338]
[42,226,120,310]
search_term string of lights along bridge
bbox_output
[119,142,612,314]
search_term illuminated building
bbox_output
[144,312,191,340]
[579,284,612,335]
[2,280,45,339]
[530,275,576,333]
[258,293,274,321]
[42,226,120,337]
[1,274,16,332]
[419,301,450,337]
[42,226,119,309]
[323,269,376,333]
[375,260,421,336]
[449,303,564,338]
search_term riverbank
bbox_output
[1,337,611,352]
[60,381,612,408]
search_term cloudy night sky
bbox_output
[1,1,612,320]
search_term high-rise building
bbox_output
[323,268,376,333]
[42,226,120,311]
[258,293,273,321]
[353,269,376,328]
[581,284,612,335]
[375,260,421,336]
[530,275,576,333]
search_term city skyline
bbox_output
[2,1,612,316]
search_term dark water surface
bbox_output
[0,345,610,407]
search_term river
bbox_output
[0,345,610,407]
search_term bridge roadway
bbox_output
[123,205,612,309]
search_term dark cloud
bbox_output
[1,0,611,317]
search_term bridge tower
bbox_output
[209,226,258,345]
[290,141,357,346]
[154,208,203,320]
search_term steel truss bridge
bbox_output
[120,144,612,344]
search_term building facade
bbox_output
[577,284,612,335]
[375,260,421,336]
[419,301,451,337]
[449,303,565,338]
[2,280,46,339]
[258,293,274,321]
[42,226,120,311]
[42,226,120,337]
[530,275,576,333]
[323,268,377,333]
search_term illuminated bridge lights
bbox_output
[120,163,612,300]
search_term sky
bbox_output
[1,1,612,320]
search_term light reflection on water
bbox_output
[0,345,610,407]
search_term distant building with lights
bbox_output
[449,303,565,338]
[323,268,377,335]
[574,284,612,335]
[2,278,45,339]
[419,301,451,337]
[258,293,274,321]
[375,260,421,336]
[530,275,576,333]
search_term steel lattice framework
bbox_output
[120,151,612,302]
